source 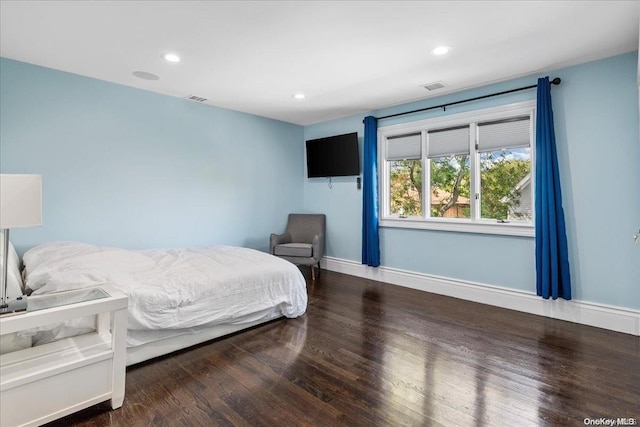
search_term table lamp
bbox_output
[0,174,42,315]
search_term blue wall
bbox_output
[2,54,638,311]
[303,53,640,310]
[0,58,304,254]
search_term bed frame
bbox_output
[126,311,282,366]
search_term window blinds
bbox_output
[427,125,470,158]
[386,117,530,160]
[477,116,530,152]
[386,133,421,160]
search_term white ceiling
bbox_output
[1,1,638,126]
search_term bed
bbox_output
[18,241,308,366]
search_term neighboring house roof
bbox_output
[514,173,531,192]
[431,189,470,205]
[500,173,531,203]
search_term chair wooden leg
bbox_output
[311,265,316,281]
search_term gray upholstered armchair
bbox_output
[270,214,326,280]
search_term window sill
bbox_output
[379,217,534,237]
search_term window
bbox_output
[387,133,422,217]
[428,125,471,219]
[380,101,535,236]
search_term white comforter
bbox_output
[23,242,307,331]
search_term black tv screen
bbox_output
[306,132,360,178]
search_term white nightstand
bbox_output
[0,285,128,427]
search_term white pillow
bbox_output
[0,233,25,298]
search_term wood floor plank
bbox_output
[43,269,640,426]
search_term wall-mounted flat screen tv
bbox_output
[306,132,360,178]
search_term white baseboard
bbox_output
[320,256,640,336]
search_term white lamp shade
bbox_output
[0,174,42,228]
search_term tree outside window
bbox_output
[382,102,534,230]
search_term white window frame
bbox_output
[378,101,536,237]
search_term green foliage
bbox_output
[430,155,470,217]
[388,150,530,220]
[389,160,422,216]
[480,151,531,220]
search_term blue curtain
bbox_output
[535,77,571,300]
[362,116,380,267]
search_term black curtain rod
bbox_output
[372,77,561,121]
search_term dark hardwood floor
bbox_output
[47,269,639,426]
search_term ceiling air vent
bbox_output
[423,81,445,91]
[185,95,207,102]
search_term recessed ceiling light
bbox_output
[292,93,306,100]
[431,46,451,56]
[132,71,160,81]
[163,53,181,63]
